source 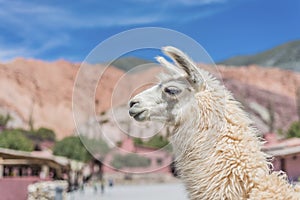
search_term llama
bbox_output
[128,46,300,199]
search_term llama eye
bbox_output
[164,87,181,95]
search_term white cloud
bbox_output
[0,0,229,60]
[0,0,227,30]
[0,34,69,61]
[0,1,72,60]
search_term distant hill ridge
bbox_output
[219,40,300,71]
[111,57,153,72]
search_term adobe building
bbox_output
[264,133,300,181]
[0,148,84,199]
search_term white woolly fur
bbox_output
[129,46,300,200]
[171,68,300,200]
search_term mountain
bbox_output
[219,40,300,71]
[110,57,153,72]
[78,64,300,144]
[204,65,300,133]
[0,58,125,139]
[0,58,299,139]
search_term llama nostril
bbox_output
[129,100,139,108]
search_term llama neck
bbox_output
[170,99,270,199]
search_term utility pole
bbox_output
[267,101,275,133]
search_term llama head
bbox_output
[129,46,224,127]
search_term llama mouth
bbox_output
[129,109,147,121]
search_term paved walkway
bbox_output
[67,183,188,200]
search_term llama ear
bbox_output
[155,56,185,76]
[162,46,203,87]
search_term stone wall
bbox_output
[27,180,68,200]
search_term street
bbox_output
[67,183,188,200]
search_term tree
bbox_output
[267,101,275,133]
[133,137,143,146]
[0,130,34,151]
[35,127,56,141]
[110,153,151,169]
[53,136,91,162]
[0,114,11,129]
[20,127,56,142]
[133,134,172,151]
[286,121,300,138]
[81,136,110,158]
[146,135,169,149]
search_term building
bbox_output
[0,148,84,199]
[263,133,300,181]
[0,148,70,179]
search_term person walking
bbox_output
[100,178,105,194]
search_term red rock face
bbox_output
[217,65,300,100]
[0,58,125,138]
[202,64,300,132]
[0,59,299,138]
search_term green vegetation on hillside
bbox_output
[219,40,300,71]
[110,57,152,72]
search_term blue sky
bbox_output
[0,0,299,63]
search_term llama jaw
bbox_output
[129,109,148,121]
